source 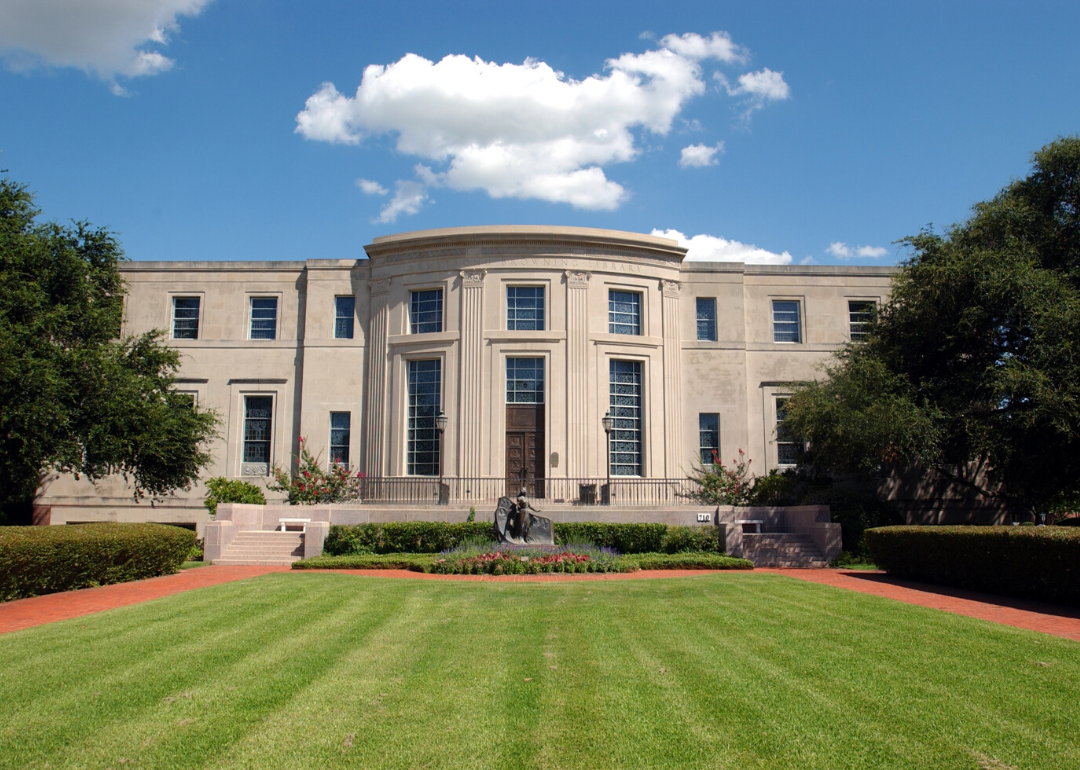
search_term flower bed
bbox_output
[431,548,628,575]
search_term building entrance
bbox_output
[505,404,545,499]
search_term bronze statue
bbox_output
[493,489,554,546]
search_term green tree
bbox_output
[782,137,1080,515]
[0,178,220,522]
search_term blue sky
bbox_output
[0,1,1077,265]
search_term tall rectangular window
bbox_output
[609,360,643,476]
[696,298,717,341]
[250,297,278,340]
[699,413,719,465]
[407,360,442,476]
[609,290,642,335]
[335,296,355,339]
[506,358,545,403]
[772,300,801,343]
[776,398,799,467]
[507,286,545,331]
[330,412,351,465]
[849,301,874,342]
[242,395,273,468]
[410,289,443,334]
[172,297,200,340]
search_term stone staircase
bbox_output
[742,533,830,568]
[212,531,304,566]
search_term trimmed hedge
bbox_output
[292,553,437,571]
[631,553,753,571]
[0,523,196,602]
[293,551,753,573]
[865,525,1080,605]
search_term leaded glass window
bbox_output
[507,286,545,331]
[699,413,719,465]
[696,298,717,341]
[410,289,443,334]
[772,300,800,343]
[609,360,643,476]
[250,297,278,340]
[330,412,351,465]
[407,360,442,476]
[335,296,355,339]
[776,397,799,467]
[242,395,273,466]
[172,297,200,340]
[609,291,642,335]
[506,358,544,404]
[849,300,874,341]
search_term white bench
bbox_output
[735,519,764,533]
[277,518,312,532]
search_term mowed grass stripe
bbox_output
[1,572,1078,770]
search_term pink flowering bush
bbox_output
[269,437,361,504]
[688,448,755,506]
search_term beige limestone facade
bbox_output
[36,226,896,533]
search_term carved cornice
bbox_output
[660,279,681,298]
[460,269,487,287]
[369,277,391,295]
[565,270,592,288]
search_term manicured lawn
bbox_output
[1,573,1077,769]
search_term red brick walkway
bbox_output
[0,566,289,635]
[761,568,1080,642]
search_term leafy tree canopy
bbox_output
[0,178,219,521]
[782,137,1080,513]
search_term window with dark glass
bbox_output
[507,286,545,331]
[609,360,643,475]
[172,297,200,339]
[699,413,720,465]
[243,395,273,467]
[250,297,278,340]
[330,412,351,465]
[407,360,441,475]
[506,358,544,403]
[696,298,717,341]
[410,289,443,334]
[849,301,874,341]
[335,296,355,339]
[772,300,801,343]
[609,291,642,335]
[776,397,799,466]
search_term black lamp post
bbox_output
[435,410,448,503]
[602,410,614,504]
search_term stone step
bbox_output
[212,557,301,566]
[214,530,305,565]
[741,533,827,568]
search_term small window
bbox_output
[410,289,443,334]
[609,291,642,335]
[507,287,545,331]
[243,395,273,470]
[172,297,200,340]
[330,412,351,466]
[772,300,801,343]
[506,358,545,404]
[696,298,717,341]
[335,296,355,339]
[776,398,799,467]
[699,413,719,465]
[849,301,875,341]
[250,298,278,340]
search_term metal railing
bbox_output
[353,477,702,506]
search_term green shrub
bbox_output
[630,553,754,570]
[0,523,195,601]
[188,537,204,562]
[292,553,437,571]
[323,522,495,556]
[204,478,266,517]
[658,525,720,554]
[553,523,668,553]
[865,525,1080,605]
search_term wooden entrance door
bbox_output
[506,405,545,498]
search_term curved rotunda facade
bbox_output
[38,226,896,531]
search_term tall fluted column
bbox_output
[458,270,486,479]
[660,279,683,477]
[364,277,391,477]
[565,270,591,477]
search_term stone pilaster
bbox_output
[458,270,486,478]
[565,270,591,477]
[364,277,391,477]
[660,279,683,477]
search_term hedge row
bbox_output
[865,525,1080,605]
[323,521,721,556]
[293,552,752,572]
[0,523,196,602]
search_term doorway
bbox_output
[506,404,545,499]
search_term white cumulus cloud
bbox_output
[827,242,888,259]
[678,142,724,168]
[716,67,790,122]
[297,32,786,212]
[857,245,888,258]
[357,178,388,196]
[653,229,793,265]
[377,180,428,224]
[0,0,212,85]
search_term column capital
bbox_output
[369,277,391,295]
[565,270,592,288]
[459,269,487,287]
[660,279,681,298]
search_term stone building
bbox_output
[36,226,896,533]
